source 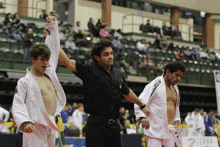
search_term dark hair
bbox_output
[91,40,113,64]
[209,109,214,113]
[194,108,199,112]
[163,61,185,75]
[76,21,80,25]
[30,43,51,62]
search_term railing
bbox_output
[122,14,194,42]
[0,0,47,18]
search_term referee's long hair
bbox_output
[91,40,113,64]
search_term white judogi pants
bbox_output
[23,124,56,147]
[147,125,179,147]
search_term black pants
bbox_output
[85,115,122,147]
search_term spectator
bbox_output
[12,12,20,26]
[169,22,182,40]
[23,28,34,63]
[39,10,48,19]
[122,119,137,134]
[73,21,83,34]
[112,36,122,51]
[119,107,129,127]
[4,13,12,25]
[65,30,74,41]
[99,25,112,39]
[154,35,163,49]
[175,50,184,62]
[116,54,129,74]
[96,18,105,29]
[204,110,214,136]
[59,27,66,44]
[87,18,100,37]
[162,21,170,36]
[50,11,59,18]
[65,36,76,50]
[136,38,149,54]
[114,29,127,44]
[183,47,191,60]
[61,103,72,136]
[71,103,84,137]
[145,19,161,36]
[156,60,165,73]
[161,36,174,51]
[190,48,198,61]
[59,20,66,32]
[74,30,88,47]
[199,49,209,62]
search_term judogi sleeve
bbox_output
[173,85,181,125]
[134,81,156,122]
[45,20,60,70]
[185,114,191,126]
[12,79,34,132]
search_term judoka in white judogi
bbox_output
[134,75,181,147]
[185,109,204,137]
[0,106,10,133]
[12,17,66,147]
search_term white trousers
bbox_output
[147,137,175,147]
[147,125,179,147]
[23,124,56,147]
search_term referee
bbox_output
[59,40,150,147]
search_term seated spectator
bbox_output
[65,36,76,50]
[73,21,83,34]
[199,49,209,62]
[39,10,48,19]
[4,13,12,25]
[99,25,112,39]
[96,18,105,29]
[114,29,127,44]
[183,47,191,60]
[154,35,163,49]
[145,19,161,36]
[112,36,122,51]
[12,13,20,27]
[162,21,170,36]
[59,27,66,44]
[87,18,100,37]
[161,36,174,51]
[190,48,199,61]
[15,25,24,40]
[169,22,182,40]
[65,30,74,41]
[122,119,137,134]
[119,107,129,127]
[207,49,218,63]
[59,20,66,32]
[156,60,165,73]
[175,50,184,62]
[136,38,149,54]
[115,54,129,74]
[74,30,88,47]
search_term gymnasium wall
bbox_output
[214,22,220,50]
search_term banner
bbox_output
[214,70,220,115]
[182,136,218,147]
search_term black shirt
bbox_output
[74,62,130,119]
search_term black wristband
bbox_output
[140,117,147,121]
[140,104,146,110]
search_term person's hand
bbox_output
[141,118,150,129]
[141,106,150,117]
[174,126,178,134]
[125,109,129,114]
[23,122,35,133]
[30,39,33,42]
[0,120,5,124]
[46,16,57,23]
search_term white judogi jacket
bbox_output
[12,21,66,133]
[134,75,181,140]
[72,109,83,131]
